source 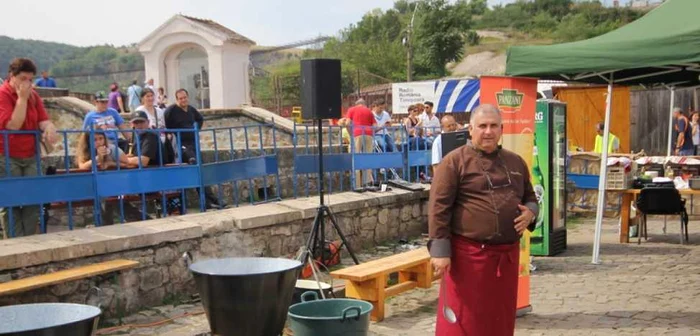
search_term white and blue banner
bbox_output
[392,79,480,114]
[434,79,480,113]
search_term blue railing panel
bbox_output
[200,155,278,186]
[353,152,403,170]
[407,150,432,168]
[95,166,202,197]
[294,153,352,175]
[0,173,95,207]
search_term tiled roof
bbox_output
[180,15,256,45]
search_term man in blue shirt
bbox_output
[372,99,394,152]
[83,91,132,151]
[673,107,694,155]
[34,71,57,88]
[127,80,143,114]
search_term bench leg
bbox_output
[399,262,434,288]
[344,274,386,322]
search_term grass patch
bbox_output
[416,304,437,314]
[162,292,190,307]
[464,30,553,55]
[566,215,584,230]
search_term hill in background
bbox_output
[0,36,80,74]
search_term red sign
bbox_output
[480,76,537,135]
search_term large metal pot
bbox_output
[292,279,333,305]
[184,253,302,336]
[0,288,102,336]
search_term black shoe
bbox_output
[206,199,229,210]
[206,202,222,210]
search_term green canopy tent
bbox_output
[505,0,700,263]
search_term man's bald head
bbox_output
[440,114,458,133]
[470,104,502,125]
[468,104,503,153]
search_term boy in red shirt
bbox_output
[339,99,376,188]
[0,58,58,238]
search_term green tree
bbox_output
[414,0,472,77]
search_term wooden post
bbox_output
[620,192,632,243]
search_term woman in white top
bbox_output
[157,87,168,109]
[135,88,165,129]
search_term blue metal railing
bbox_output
[0,124,279,238]
[291,123,441,197]
[1,119,445,238]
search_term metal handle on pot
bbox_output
[182,251,193,268]
[300,291,319,302]
[85,286,104,309]
[341,306,362,322]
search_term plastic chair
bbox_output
[635,187,689,244]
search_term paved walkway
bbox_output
[98,218,700,335]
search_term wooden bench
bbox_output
[330,248,440,322]
[0,259,139,296]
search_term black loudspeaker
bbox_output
[301,59,342,120]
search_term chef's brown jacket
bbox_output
[428,145,539,258]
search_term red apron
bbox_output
[436,235,520,336]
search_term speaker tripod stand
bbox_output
[302,118,360,267]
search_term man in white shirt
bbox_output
[431,115,460,167]
[372,99,394,152]
[420,101,440,147]
[144,78,156,93]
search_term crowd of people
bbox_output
[591,107,700,155]
[339,98,469,188]
[0,57,224,238]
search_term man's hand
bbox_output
[16,80,32,101]
[514,204,535,234]
[431,257,451,277]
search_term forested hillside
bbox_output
[0,36,79,74]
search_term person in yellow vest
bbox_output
[593,122,620,154]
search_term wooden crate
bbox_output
[606,165,634,190]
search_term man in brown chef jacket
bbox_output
[428,104,538,336]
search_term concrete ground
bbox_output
[98,217,700,336]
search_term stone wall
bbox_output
[0,188,429,318]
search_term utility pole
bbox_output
[406,27,413,82]
[406,1,420,82]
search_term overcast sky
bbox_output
[0,0,525,47]
[1,0,627,47]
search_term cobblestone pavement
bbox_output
[98,218,700,335]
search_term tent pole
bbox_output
[666,87,676,156]
[592,78,614,264]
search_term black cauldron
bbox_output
[184,253,302,336]
[0,303,101,336]
[0,288,102,336]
